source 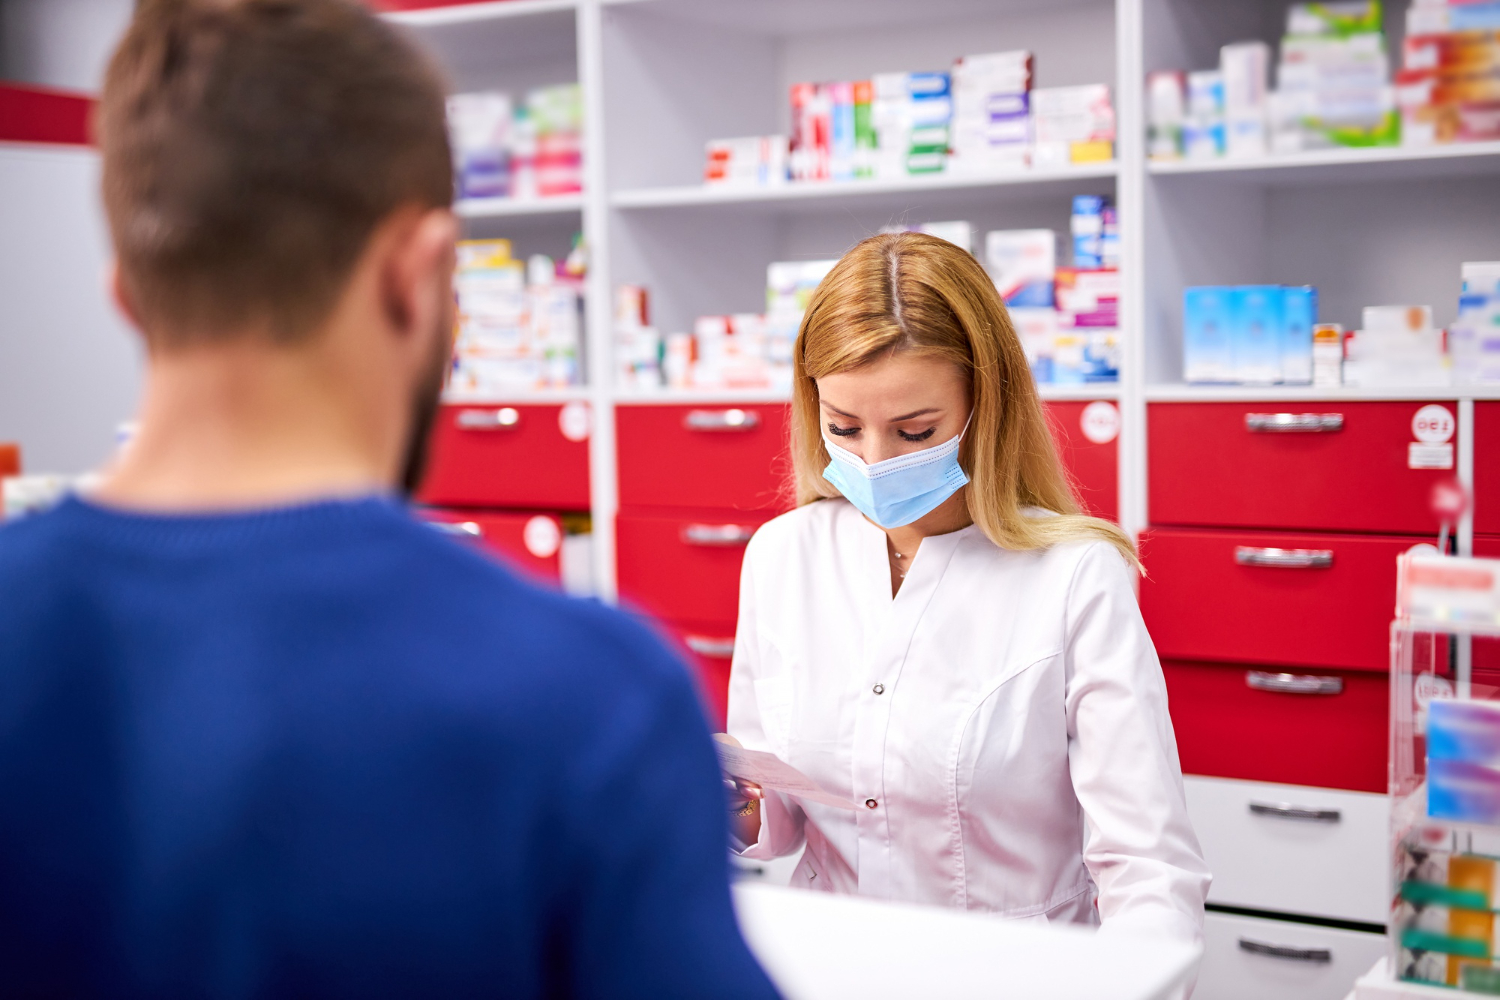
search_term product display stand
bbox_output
[1376,549,1500,996]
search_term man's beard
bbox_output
[398,322,452,498]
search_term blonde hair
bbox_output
[790,231,1139,569]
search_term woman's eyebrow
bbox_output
[821,403,859,419]
[891,408,941,421]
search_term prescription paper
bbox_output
[715,744,859,810]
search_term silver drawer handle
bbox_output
[1235,546,1334,569]
[684,635,735,658]
[430,520,483,537]
[1245,412,1344,433]
[682,523,757,546]
[455,407,521,430]
[1246,671,1343,695]
[1249,801,1342,823]
[685,408,760,431]
[1238,939,1333,964]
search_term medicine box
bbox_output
[1233,285,1284,383]
[1183,286,1236,383]
[1281,286,1317,384]
[986,229,1056,307]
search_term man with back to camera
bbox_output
[0,1,782,996]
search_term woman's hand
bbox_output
[712,733,763,845]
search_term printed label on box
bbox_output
[1409,442,1455,470]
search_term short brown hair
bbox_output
[98,0,452,345]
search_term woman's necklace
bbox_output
[887,538,912,580]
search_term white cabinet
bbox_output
[1185,775,1390,924]
[1198,910,1387,1000]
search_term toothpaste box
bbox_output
[986,229,1056,308]
[1233,285,1285,384]
[1281,285,1318,384]
[1184,286,1236,382]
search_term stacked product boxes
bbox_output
[447,84,583,200]
[1398,2,1500,145]
[705,50,1114,186]
[949,51,1033,174]
[613,261,834,392]
[1453,261,1500,383]
[989,196,1122,385]
[1395,699,1500,990]
[448,239,585,397]
[1182,285,1318,384]
[1148,0,1397,161]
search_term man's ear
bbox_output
[107,260,143,331]
[381,207,458,341]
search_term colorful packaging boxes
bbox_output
[1398,1,1500,147]
[950,51,1033,172]
[450,240,584,397]
[1031,84,1116,166]
[1183,285,1317,384]
[447,84,582,200]
[1271,0,1397,151]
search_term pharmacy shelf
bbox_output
[1147,141,1500,186]
[613,388,794,405]
[1145,383,1500,403]
[609,383,1119,405]
[442,387,593,404]
[1039,382,1121,401]
[456,194,585,219]
[610,163,1119,213]
[385,0,577,27]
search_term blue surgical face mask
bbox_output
[821,417,971,529]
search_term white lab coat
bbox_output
[727,498,1211,946]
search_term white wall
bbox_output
[0,147,141,474]
[1,0,139,474]
[0,0,132,91]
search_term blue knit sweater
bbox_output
[0,495,778,999]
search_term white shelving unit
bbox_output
[390,0,1500,599]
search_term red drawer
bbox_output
[421,508,563,583]
[419,403,590,510]
[617,404,790,512]
[1477,536,1500,675]
[1044,399,1120,522]
[1164,660,1387,793]
[1149,400,1458,534]
[657,619,736,730]
[1140,527,1422,672]
[1478,403,1500,535]
[617,510,770,623]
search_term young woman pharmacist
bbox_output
[721,232,1210,945]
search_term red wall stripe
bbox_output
[0,83,94,147]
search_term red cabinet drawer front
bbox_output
[1140,527,1421,671]
[1149,401,1457,534]
[421,509,563,583]
[658,619,736,731]
[419,404,590,510]
[617,510,770,623]
[1164,661,1387,793]
[1478,404,1500,535]
[1044,400,1120,522]
[616,404,791,512]
[1476,536,1500,674]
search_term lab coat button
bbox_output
[865,798,878,809]
[872,683,885,695]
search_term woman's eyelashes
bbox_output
[897,427,937,442]
[827,422,860,437]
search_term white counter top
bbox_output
[733,883,1200,1000]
